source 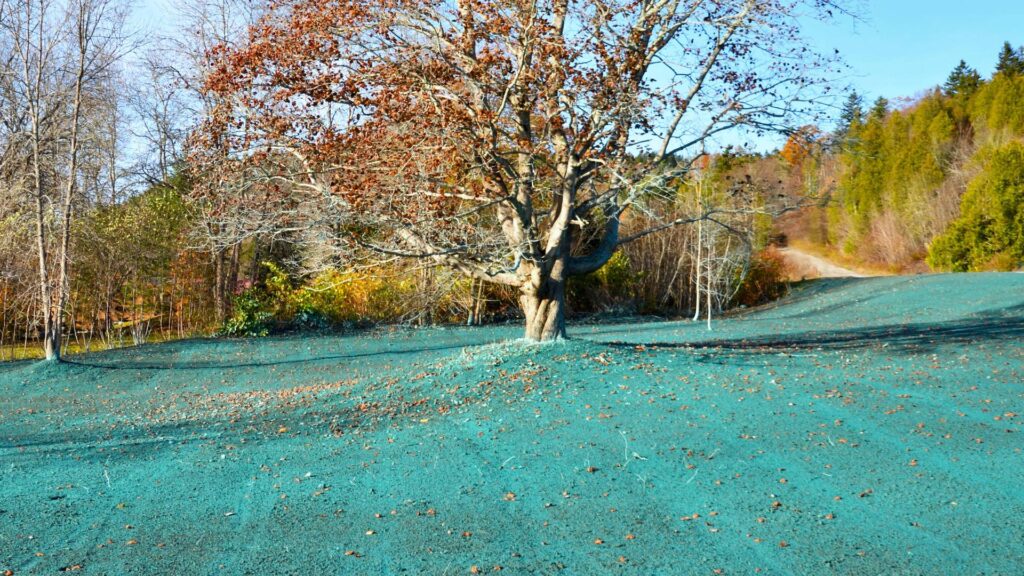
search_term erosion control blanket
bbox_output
[2,274,1023,574]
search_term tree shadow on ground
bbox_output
[765,279,917,321]
[596,304,1024,359]
[578,278,899,341]
[0,359,35,374]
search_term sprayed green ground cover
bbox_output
[1,274,1022,575]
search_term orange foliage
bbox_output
[780,126,821,170]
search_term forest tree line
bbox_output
[6,1,1017,359]
[779,42,1024,272]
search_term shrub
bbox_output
[273,266,483,328]
[732,247,789,308]
[292,305,332,331]
[221,288,274,337]
[567,251,636,314]
[981,252,1018,272]
[291,270,417,324]
[928,142,1024,271]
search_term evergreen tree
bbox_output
[944,60,982,97]
[995,41,1024,76]
[929,142,1024,271]
[869,96,889,120]
[835,91,864,140]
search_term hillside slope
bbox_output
[1,274,1022,575]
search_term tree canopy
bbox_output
[194,0,847,340]
[995,41,1024,76]
[944,60,981,98]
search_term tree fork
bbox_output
[520,265,567,342]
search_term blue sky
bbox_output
[808,0,1024,105]
[134,0,1023,102]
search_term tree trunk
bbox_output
[474,279,485,325]
[521,275,567,341]
[228,243,240,297]
[466,278,477,326]
[250,239,261,285]
[35,199,56,361]
[692,217,702,321]
[705,245,713,331]
[214,249,225,322]
[43,322,60,361]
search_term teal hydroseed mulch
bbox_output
[2,274,1022,575]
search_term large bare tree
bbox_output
[195,0,847,340]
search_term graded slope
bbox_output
[1,274,1022,575]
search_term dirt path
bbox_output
[778,246,868,279]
